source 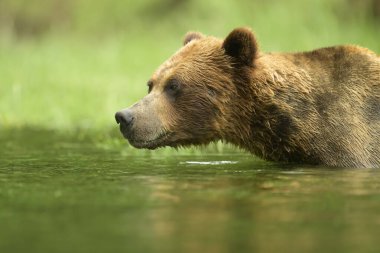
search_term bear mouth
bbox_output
[127,132,173,150]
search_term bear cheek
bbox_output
[157,99,180,134]
[175,98,220,140]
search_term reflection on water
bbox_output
[181,161,239,165]
[1,129,380,253]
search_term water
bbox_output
[1,129,380,253]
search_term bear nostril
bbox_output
[115,111,134,127]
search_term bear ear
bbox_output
[222,27,258,66]
[183,32,204,46]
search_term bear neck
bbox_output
[223,57,319,164]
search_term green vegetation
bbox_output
[0,0,379,133]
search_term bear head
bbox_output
[115,27,258,149]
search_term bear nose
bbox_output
[115,110,134,127]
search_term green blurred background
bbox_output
[0,0,379,134]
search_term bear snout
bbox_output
[115,109,134,126]
[115,109,135,137]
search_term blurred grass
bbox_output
[0,0,379,133]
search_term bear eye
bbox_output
[165,79,181,94]
[147,80,153,93]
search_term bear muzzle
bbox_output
[115,109,135,139]
[115,106,172,149]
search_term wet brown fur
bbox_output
[119,27,380,168]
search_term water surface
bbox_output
[1,129,380,253]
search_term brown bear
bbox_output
[115,27,380,168]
